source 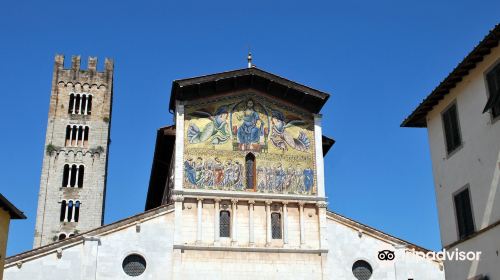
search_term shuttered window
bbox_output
[220,211,230,238]
[271,213,282,239]
[442,103,462,154]
[454,188,475,240]
[484,63,500,118]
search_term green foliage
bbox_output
[46,143,57,155]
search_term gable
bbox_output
[169,67,330,114]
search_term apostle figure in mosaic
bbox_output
[303,168,314,194]
[214,157,224,188]
[274,163,286,193]
[222,160,234,189]
[184,158,197,187]
[232,161,244,190]
[194,157,205,187]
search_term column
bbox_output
[72,96,77,114]
[78,95,83,115]
[76,127,81,147]
[172,194,184,246]
[196,198,203,244]
[265,200,271,246]
[299,201,305,247]
[81,129,86,147]
[317,201,328,250]
[71,202,76,222]
[64,201,69,222]
[67,167,72,188]
[231,199,238,245]
[248,200,255,247]
[69,126,73,146]
[283,201,289,246]
[84,95,88,115]
[74,167,79,188]
[214,198,220,245]
[174,102,185,191]
[314,114,326,197]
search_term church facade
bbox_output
[4,57,444,280]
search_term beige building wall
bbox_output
[3,207,445,280]
[0,209,11,280]
[425,45,500,279]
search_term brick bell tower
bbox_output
[33,55,113,248]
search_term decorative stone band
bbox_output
[179,195,321,207]
[171,194,185,202]
[173,244,328,255]
[316,201,328,208]
[174,189,327,203]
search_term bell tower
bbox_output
[33,55,114,247]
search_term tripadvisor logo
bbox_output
[408,248,482,261]
[377,248,482,261]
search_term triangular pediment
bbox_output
[169,67,330,113]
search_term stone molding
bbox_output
[173,244,328,255]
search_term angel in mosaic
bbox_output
[270,110,311,152]
[187,106,230,145]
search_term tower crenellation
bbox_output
[33,54,114,247]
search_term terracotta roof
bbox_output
[402,24,500,127]
[169,67,330,114]
[0,194,26,219]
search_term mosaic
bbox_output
[184,94,317,195]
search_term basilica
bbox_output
[3,55,444,279]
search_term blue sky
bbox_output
[1,0,498,256]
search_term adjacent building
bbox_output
[33,55,114,247]
[402,24,500,280]
[3,58,444,279]
[0,194,26,280]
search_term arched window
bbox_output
[60,200,81,222]
[220,211,230,238]
[75,94,81,114]
[271,212,282,239]
[62,164,70,187]
[68,94,75,114]
[86,95,92,115]
[352,260,373,280]
[78,165,84,188]
[71,125,77,146]
[58,233,66,241]
[81,95,87,114]
[84,126,89,147]
[65,125,71,146]
[245,153,256,190]
[60,200,67,222]
[74,201,81,222]
[67,200,74,222]
[69,165,77,187]
[64,125,90,147]
[77,126,83,146]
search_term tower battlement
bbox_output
[53,55,113,86]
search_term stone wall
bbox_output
[4,209,445,280]
[33,55,113,247]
